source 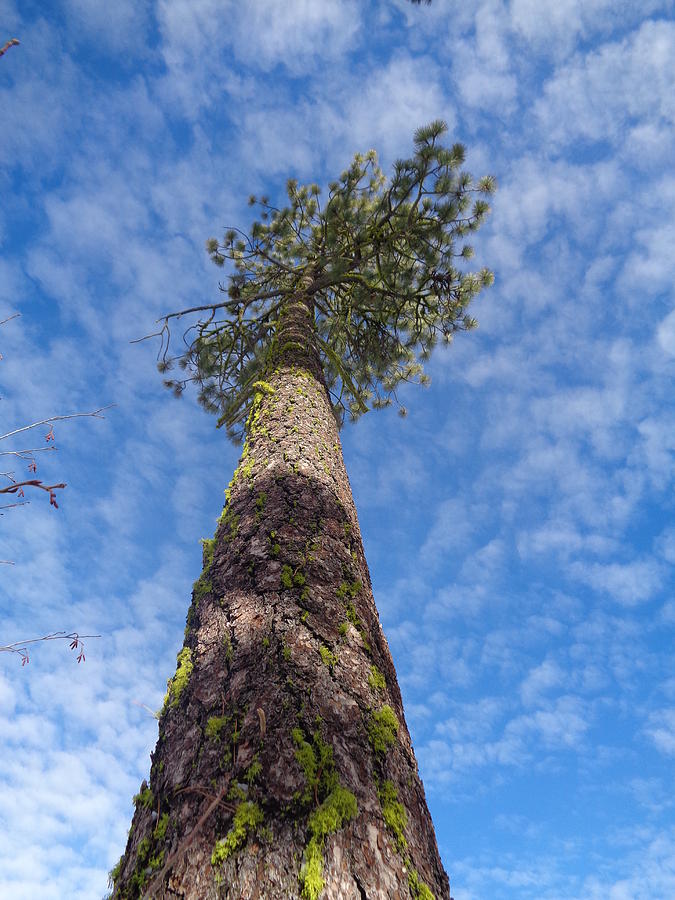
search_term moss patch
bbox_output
[162,648,193,712]
[154,812,170,841]
[378,780,407,850]
[200,536,216,568]
[300,786,358,900]
[292,727,358,899]
[368,664,386,693]
[281,564,294,589]
[192,572,213,603]
[319,645,338,670]
[343,599,372,654]
[205,715,230,741]
[217,504,240,541]
[211,801,263,866]
[133,786,154,810]
[408,867,435,900]
[368,705,399,755]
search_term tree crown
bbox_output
[156,121,495,441]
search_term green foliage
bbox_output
[368,705,399,754]
[368,664,386,693]
[245,754,262,785]
[193,572,213,602]
[133,786,154,810]
[154,812,170,841]
[300,786,358,899]
[127,825,166,895]
[319,645,338,669]
[223,633,233,663]
[162,648,193,712]
[221,510,240,541]
[211,801,264,866]
[281,564,294,589]
[205,715,229,741]
[300,836,325,900]
[378,780,407,850]
[107,855,123,890]
[291,725,358,898]
[408,868,435,900]
[155,123,494,440]
[337,579,361,600]
[200,536,216,567]
[292,727,338,803]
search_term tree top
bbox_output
[155,121,495,441]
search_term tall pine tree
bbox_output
[111,121,494,900]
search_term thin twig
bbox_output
[0,478,66,495]
[0,38,19,58]
[0,405,114,443]
[0,447,57,458]
[0,631,100,665]
[132,699,160,720]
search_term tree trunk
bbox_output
[112,295,451,900]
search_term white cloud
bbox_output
[570,558,664,606]
[657,308,675,356]
[645,708,675,755]
[453,3,518,113]
[419,497,479,568]
[154,0,362,115]
[61,0,152,56]
[535,19,675,148]
[520,657,565,706]
[509,0,671,55]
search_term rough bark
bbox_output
[113,297,450,900]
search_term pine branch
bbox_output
[140,122,495,439]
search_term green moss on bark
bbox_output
[211,801,263,866]
[368,705,399,754]
[162,648,193,712]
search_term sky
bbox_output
[0,1,674,898]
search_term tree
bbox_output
[112,121,494,899]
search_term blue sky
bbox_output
[1,1,674,898]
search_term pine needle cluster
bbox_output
[154,121,495,440]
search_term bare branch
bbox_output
[0,446,57,458]
[0,405,114,443]
[0,38,20,59]
[0,631,100,665]
[0,479,67,508]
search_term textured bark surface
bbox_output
[113,302,450,900]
